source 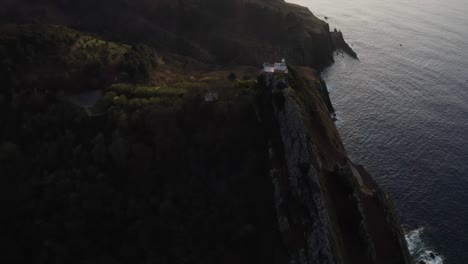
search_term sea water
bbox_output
[287,0,468,262]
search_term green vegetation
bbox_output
[0,24,159,95]
[66,33,129,66]
[1,0,333,67]
[1,73,272,263]
[106,83,187,102]
[228,72,237,81]
[0,24,272,263]
[122,44,158,82]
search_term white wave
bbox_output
[405,228,444,264]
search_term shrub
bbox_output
[128,98,142,109]
[141,98,150,106]
[0,141,20,161]
[123,44,158,82]
[133,86,159,98]
[103,91,117,101]
[236,80,254,89]
[113,95,128,106]
[228,72,236,81]
[83,60,103,77]
[108,83,133,95]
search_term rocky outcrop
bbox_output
[331,29,358,59]
[262,67,411,264]
[319,77,336,114]
[270,87,336,263]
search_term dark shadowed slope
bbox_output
[0,0,351,68]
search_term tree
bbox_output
[123,44,158,82]
[91,133,107,165]
[109,130,128,167]
[228,72,236,81]
[0,141,20,161]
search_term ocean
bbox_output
[288,0,468,263]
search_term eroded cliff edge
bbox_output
[258,66,411,264]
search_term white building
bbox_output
[263,63,275,73]
[263,59,288,73]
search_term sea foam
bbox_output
[406,228,444,264]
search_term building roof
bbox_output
[263,59,287,73]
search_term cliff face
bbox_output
[259,67,412,264]
[0,0,352,69]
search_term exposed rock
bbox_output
[331,28,358,59]
[319,77,336,113]
[272,87,335,263]
[263,68,412,263]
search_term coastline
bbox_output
[0,0,417,263]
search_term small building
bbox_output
[263,63,275,73]
[263,59,288,73]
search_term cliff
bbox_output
[331,29,358,59]
[258,66,411,263]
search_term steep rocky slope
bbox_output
[258,66,411,263]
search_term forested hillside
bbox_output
[1,0,336,68]
[1,23,286,263]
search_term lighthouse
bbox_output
[263,59,288,73]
